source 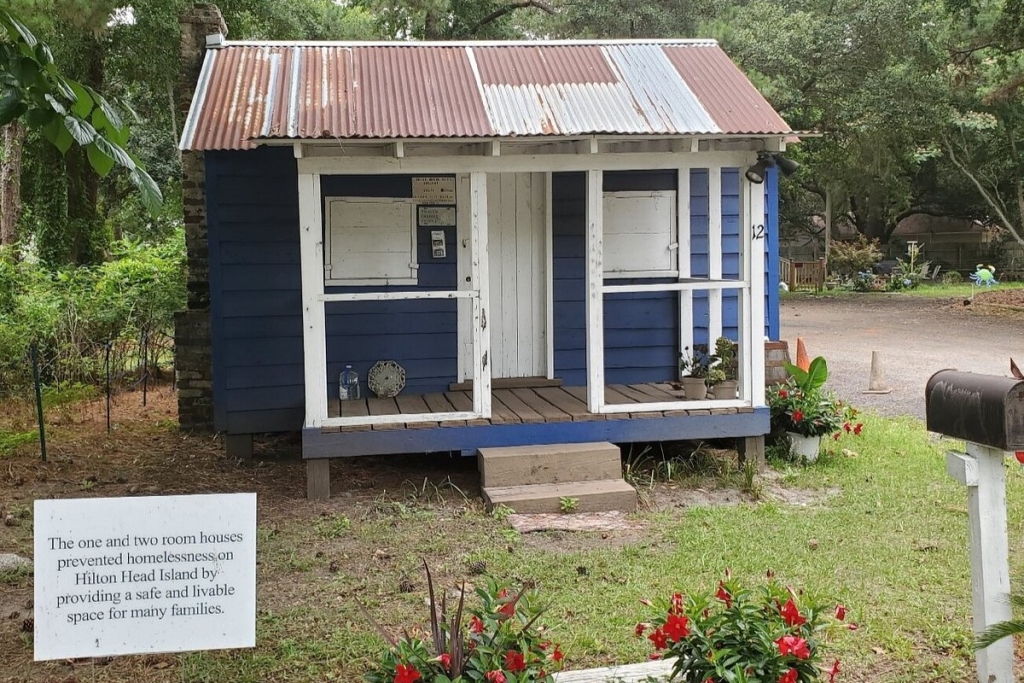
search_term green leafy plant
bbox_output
[363,562,565,683]
[714,337,738,381]
[638,572,851,683]
[679,345,713,379]
[558,496,579,513]
[0,10,162,211]
[828,235,883,282]
[975,592,1024,651]
[768,357,863,438]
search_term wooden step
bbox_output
[482,479,637,514]
[478,442,622,488]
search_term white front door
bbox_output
[486,172,547,379]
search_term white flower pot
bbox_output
[680,377,708,400]
[786,432,822,463]
[710,380,738,399]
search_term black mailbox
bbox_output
[925,370,1024,451]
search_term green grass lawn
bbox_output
[168,415,1022,683]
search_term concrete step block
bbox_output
[482,478,637,514]
[478,441,622,488]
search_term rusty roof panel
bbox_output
[663,44,791,134]
[473,45,615,86]
[181,41,792,150]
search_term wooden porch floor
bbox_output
[325,382,751,433]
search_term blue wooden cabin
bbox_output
[180,38,789,498]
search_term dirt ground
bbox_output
[781,289,1024,419]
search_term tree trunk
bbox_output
[1,120,25,246]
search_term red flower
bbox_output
[437,653,451,670]
[497,588,509,598]
[552,645,565,664]
[671,592,685,615]
[648,628,669,649]
[485,671,506,683]
[779,669,798,683]
[833,432,841,440]
[780,598,806,627]
[716,582,732,608]
[469,615,485,633]
[829,659,841,682]
[835,604,846,621]
[792,410,804,423]
[843,422,851,433]
[498,600,516,618]
[635,622,647,637]
[853,423,863,435]
[779,389,788,398]
[394,663,421,683]
[663,612,690,641]
[649,653,662,660]
[776,635,811,659]
[504,650,526,672]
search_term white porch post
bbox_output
[947,443,1014,683]
[298,172,328,427]
[677,166,693,361]
[707,167,723,344]
[585,169,605,412]
[746,169,766,406]
[470,172,492,417]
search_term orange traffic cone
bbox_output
[795,337,810,371]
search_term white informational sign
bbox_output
[412,177,455,202]
[418,205,456,227]
[33,493,257,661]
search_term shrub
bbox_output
[828,236,883,281]
[364,563,564,683]
[0,229,185,393]
[941,271,963,285]
[639,572,850,683]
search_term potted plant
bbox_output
[767,356,862,462]
[363,562,565,683]
[679,346,712,399]
[638,572,850,683]
[709,337,738,399]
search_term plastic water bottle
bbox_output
[340,365,360,401]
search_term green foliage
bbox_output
[0,8,162,213]
[0,228,185,391]
[770,358,863,438]
[363,564,564,683]
[828,236,884,281]
[640,574,846,683]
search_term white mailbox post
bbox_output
[927,370,1024,683]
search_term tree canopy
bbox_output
[2,0,1023,270]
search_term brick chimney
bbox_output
[174,3,226,432]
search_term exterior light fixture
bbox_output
[744,153,800,184]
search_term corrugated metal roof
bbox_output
[663,45,790,135]
[181,40,792,151]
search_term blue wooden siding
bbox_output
[552,172,679,386]
[765,168,781,338]
[206,153,782,435]
[207,146,304,433]
[319,175,458,399]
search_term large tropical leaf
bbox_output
[784,357,828,392]
[975,593,1024,650]
[129,168,164,216]
[63,115,97,147]
[86,142,116,177]
[0,89,26,126]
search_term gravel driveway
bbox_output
[780,294,1024,419]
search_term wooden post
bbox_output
[585,169,605,412]
[946,443,1013,683]
[298,172,327,428]
[307,459,331,500]
[469,172,491,418]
